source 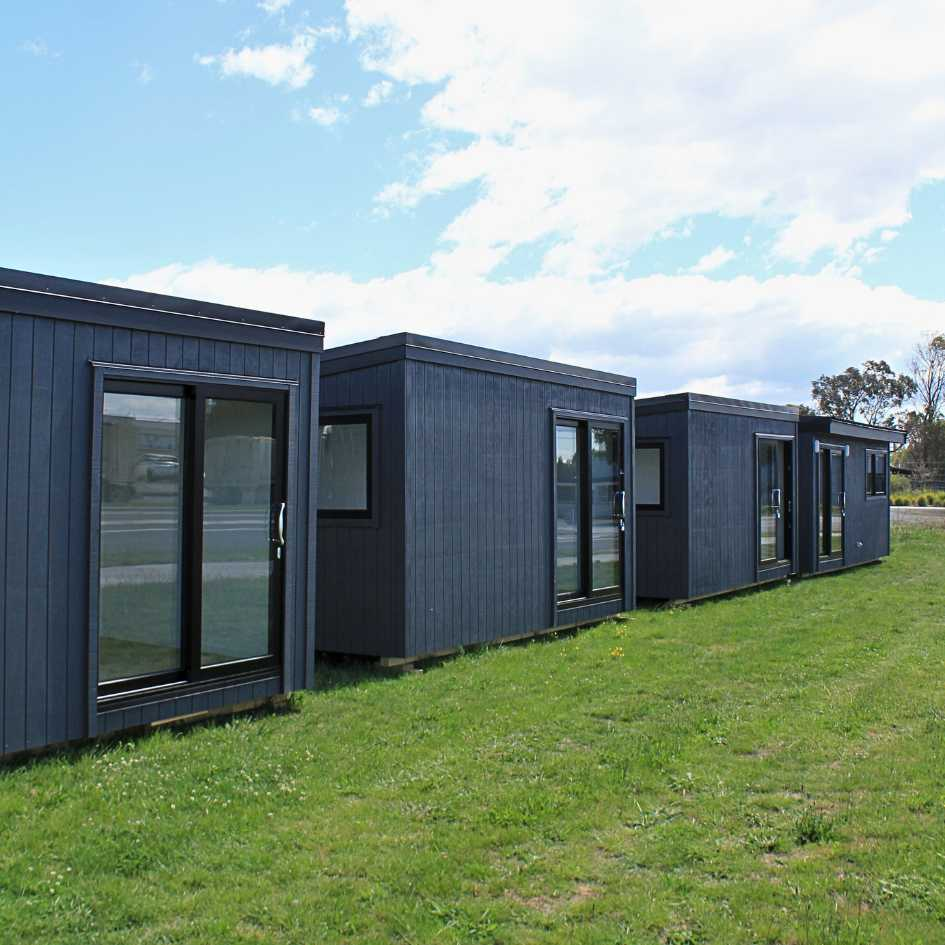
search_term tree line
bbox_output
[805,333,945,481]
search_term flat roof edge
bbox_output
[322,332,637,394]
[800,415,907,444]
[0,267,325,340]
[636,391,799,420]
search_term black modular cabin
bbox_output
[0,268,322,760]
[635,393,801,601]
[797,416,905,576]
[316,333,637,663]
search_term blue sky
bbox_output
[2,1,944,402]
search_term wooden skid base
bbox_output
[370,614,630,672]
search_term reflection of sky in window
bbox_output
[556,428,576,462]
[104,393,180,422]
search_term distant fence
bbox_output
[892,507,945,528]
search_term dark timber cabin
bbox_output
[317,333,637,663]
[797,416,905,576]
[0,268,323,760]
[635,393,800,601]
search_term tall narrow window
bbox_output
[555,417,625,605]
[318,415,372,518]
[635,443,664,510]
[866,449,888,497]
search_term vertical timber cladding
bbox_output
[403,340,636,657]
[0,268,323,757]
[316,359,408,658]
[316,334,637,662]
[635,394,801,601]
[635,407,690,601]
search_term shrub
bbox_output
[890,474,911,494]
[917,496,928,507]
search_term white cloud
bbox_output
[308,106,342,126]
[110,260,945,404]
[135,62,154,85]
[259,0,292,13]
[198,27,340,90]
[687,246,736,274]
[345,0,945,277]
[363,79,394,107]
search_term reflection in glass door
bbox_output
[758,438,792,567]
[591,427,622,591]
[555,423,582,598]
[200,397,281,667]
[819,446,845,560]
[99,389,185,684]
[555,417,625,605]
[98,381,287,698]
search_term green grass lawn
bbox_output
[2,527,945,944]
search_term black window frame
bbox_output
[96,377,287,705]
[635,440,666,512]
[755,432,795,575]
[317,412,375,521]
[817,442,846,560]
[865,448,888,498]
[553,413,626,609]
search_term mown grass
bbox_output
[2,526,944,944]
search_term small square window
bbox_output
[635,443,665,510]
[318,415,372,518]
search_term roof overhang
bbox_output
[636,392,799,422]
[799,416,906,444]
[322,332,637,397]
[0,267,325,353]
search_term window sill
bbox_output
[97,667,281,712]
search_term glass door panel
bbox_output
[591,427,622,591]
[758,440,778,564]
[759,439,789,565]
[820,447,844,559]
[200,397,279,667]
[555,424,581,598]
[555,418,625,605]
[99,392,184,683]
[830,450,844,557]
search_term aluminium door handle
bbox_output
[614,490,626,520]
[274,501,287,559]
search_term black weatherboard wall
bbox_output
[636,393,800,601]
[317,333,637,661]
[798,416,905,576]
[0,268,322,759]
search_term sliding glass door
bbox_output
[818,446,845,560]
[99,382,286,698]
[757,437,793,569]
[555,417,626,606]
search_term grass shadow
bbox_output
[0,696,300,775]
